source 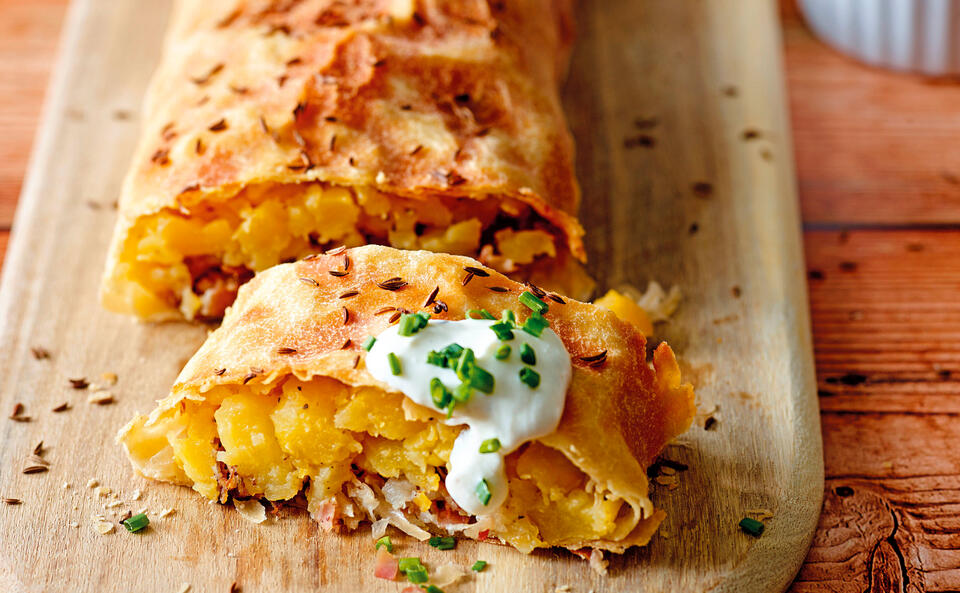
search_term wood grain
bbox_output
[0,0,820,591]
[791,230,960,592]
[0,0,69,229]
[782,0,960,225]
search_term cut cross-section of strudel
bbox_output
[118,246,694,557]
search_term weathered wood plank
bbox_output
[792,413,960,593]
[806,230,960,415]
[797,228,960,591]
[0,0,69,228]
[781,0,960,225]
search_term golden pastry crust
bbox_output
[119,246,695,553]
[102,0,586,319]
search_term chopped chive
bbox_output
[475,479,492,506]
[362,336,376,351]
[397,315,417,336]
[455,348,476,381]
[479,438,501,453]
[468,365,495,394]
[519,291,549,314]
[428,536,456,550]
[430,378,452,409]
[452,382,473,404]
[387,352,402,375]
[489,321,514,341]
[442,343,464,361]
[423,586,444,593]
[121,512,149,533]
[519,343,536,365]
[522,313,549,337]
[501,309,517,325]
[471,560,487,572]
[467,309,496,320]
[398,312,430,336]
[495,344,511,360]
[398,557,427,579]
[375,535,393,552]
[406,569,429,584]
[519,367,540,388]
[739,517,764,537]
[426,351,448,367]
[398,558,423,572]
[443,343,464,356]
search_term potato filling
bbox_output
[125,375,636,552]
[109,182,593,320]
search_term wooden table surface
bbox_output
[1,0,955,590]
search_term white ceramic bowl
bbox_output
[799,0,960,75]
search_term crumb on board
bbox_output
[91,518,114,535]
[157,508,176,519]
[87,479,99,488]
[234,499,266,523]
[87,391,115,405]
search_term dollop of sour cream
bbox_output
[366,316,572,515]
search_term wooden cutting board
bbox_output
[0,0,822,591]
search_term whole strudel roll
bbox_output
[118,246,695,556]
[102,0,592,321]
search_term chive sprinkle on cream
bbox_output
[387,352,402,375]
[522,313,549,337]
[479,438,501,453]
[476,479,492,506]
[489,321,514,341]
[520,343,536,365]
[365,310,572,516]
[519,367,541,388]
